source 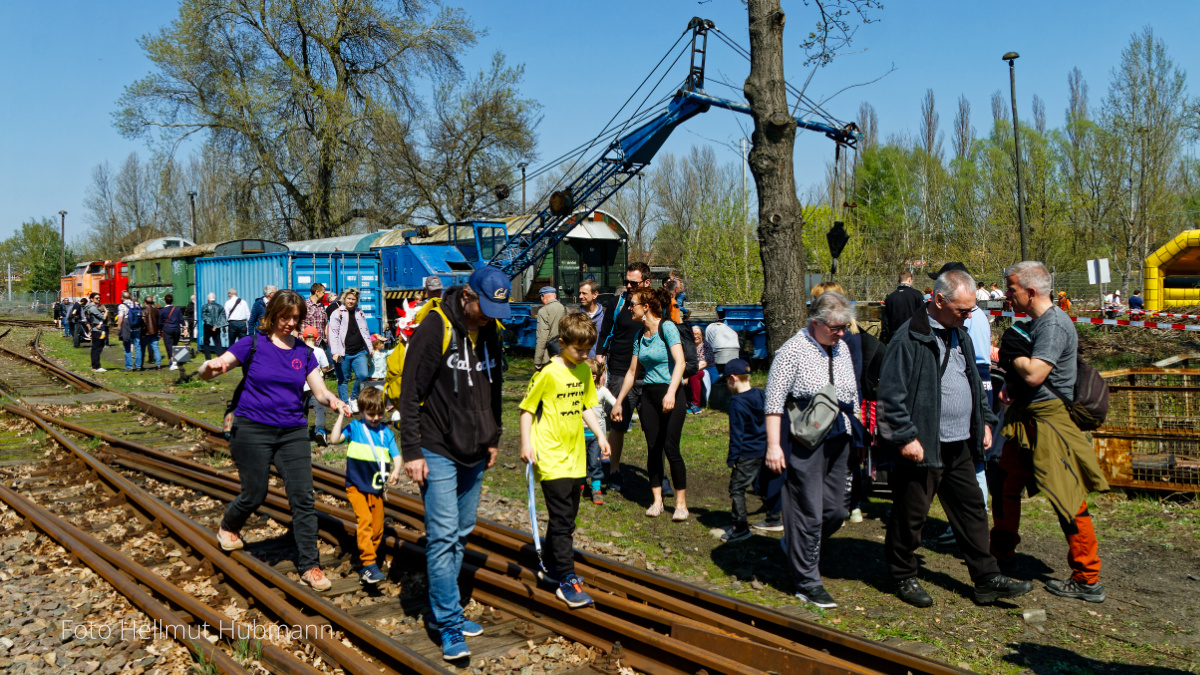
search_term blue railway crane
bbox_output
[488,17,860,280]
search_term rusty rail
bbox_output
[0,483,254,675]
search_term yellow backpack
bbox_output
[384,297,504,403]
[385,299,451,402]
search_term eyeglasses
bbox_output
[628,302,645,308]
[822,323,849,333]
[950,306,974,317]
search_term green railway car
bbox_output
[122,238,287,307]
[499,210,629,301]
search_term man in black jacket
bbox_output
[880,271,925,344]
[595,261,651,492]
[399,266,507,661]
[877,268,1030,608]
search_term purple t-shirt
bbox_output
[227,333,319,428]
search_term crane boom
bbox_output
[489,17,860,280]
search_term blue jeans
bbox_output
[123,330,141,370]
[140,336,162,368]
[337,349,370,403]
[420,449,486,632]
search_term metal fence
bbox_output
[0,291,59,318]
[1095,366,1200,493]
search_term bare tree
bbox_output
[857,101,879,150]
[1033,94,1047,135]
[952,95,974,159]
[919,89,943,161]
[991,90,1009,125]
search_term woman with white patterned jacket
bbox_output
[763,291,861,610]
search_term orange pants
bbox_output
[990,439,1101,584]
[346,486,385,567]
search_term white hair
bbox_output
[809,291,855,327]
[1005,261,1051,297]
[934,269,976,302]
[263,285,277,296]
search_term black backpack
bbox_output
[659,320,699,379]
[1045,355,1110,431]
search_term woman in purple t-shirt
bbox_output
[198,289,349,591]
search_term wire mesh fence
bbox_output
[0,291,60,318]
[1096,368,1200,492]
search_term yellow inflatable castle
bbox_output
[1144,230,1200,311]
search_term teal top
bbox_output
[633,321,681,385]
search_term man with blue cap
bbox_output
[398,266,509,661]
[534,285,565,370]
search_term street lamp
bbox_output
[186,190,198,243]
[1003,51,1029,261]
[58,211,67,276]
[517,161,529,213]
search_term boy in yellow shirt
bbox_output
[520,312,610,608]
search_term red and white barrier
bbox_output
[1076,308,1200,320]
[986,310,1200,332]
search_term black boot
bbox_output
[974,575,1033,604]
[896,578,933,607]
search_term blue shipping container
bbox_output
[196,251,382,347]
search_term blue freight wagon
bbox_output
[195,251,383,348]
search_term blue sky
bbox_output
[2,1,1198,243]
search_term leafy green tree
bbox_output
[116,0,480,239]
[0,219,76,291]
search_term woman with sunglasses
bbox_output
[611,286,689,521]
[762,291,861,609]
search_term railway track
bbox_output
[0,327,968,675]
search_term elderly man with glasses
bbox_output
[877,267,1031,609]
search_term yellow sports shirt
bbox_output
[519,359,598,482]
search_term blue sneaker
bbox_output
[440,627,469,660]
[661,478,675,497]
[461,619,483,637]
[556,575,594,608]
[359,564,385,584]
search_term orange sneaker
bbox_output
[301,567,332,591]
[217,528,243,551]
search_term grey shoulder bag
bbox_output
[785,350,840,448]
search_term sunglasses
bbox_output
[823,323,849,333]
[624,278,645,286]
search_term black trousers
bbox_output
[202,325,224,359]
[227,320,248,347]
[89,329,104,369]
[639,383,688,490]
[729,457,763,526]
[72,322,84,348]
[885,439,1000,584]
[221,417,320,572]
[540,477,582,582]
[162,329,181,363]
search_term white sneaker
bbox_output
[350,400,359,413]
[169,363,178,371]
[849,508,863,523]
[92,368,107,373]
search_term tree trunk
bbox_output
[746,0,807,355]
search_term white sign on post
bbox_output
[1087,258,1111,285]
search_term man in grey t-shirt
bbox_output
[994,260,1106,604]
[1025,304,1077,404]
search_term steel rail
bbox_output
[4,403,440,675]
[0,483,252,675]
[20,329,969,675]
[92,437,878,675]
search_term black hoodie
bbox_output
[398,287,503,465]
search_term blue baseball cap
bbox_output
[468,267,512,320]
[725,359,751,376]
[539,286,557,295]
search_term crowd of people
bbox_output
[48,257,1112,663]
